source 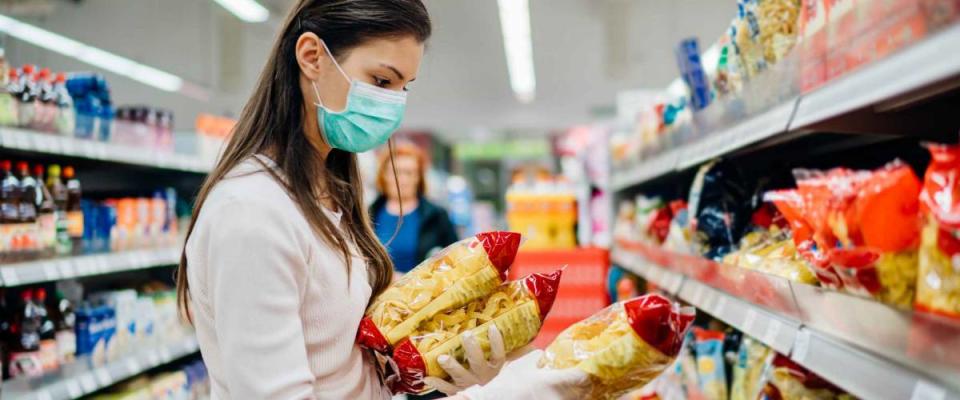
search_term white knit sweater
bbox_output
[185,156,389,400]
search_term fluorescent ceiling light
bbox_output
[0,14,184,92]
[213,0,270,23]
[497,0,536,103]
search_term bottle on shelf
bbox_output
[34,164,56,258]
[0,49,18,127]
[33,67,57,132]
[46,164,71,256]
[34,288,59,373]
[0,288,12,379]
[1,160,22,262]
[9,289,42,378]
[52,72,75,136]
[15,64,38,129]
[63,166,84,255]
[17,162,38,259]
[53,289,76,364]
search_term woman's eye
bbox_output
[373,77,390,87]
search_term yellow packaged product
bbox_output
[918,143,960,318]
[389,270,562,394]
[539,294,695,399]
[357,232,521,353]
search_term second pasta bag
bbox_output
[390,270,563,394]
[539,293,695,399]
[358,231,522,353]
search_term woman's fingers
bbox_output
[437,354,475,386]
[486,324,506,369]
[461,331,487,376]
[422,376,462,396]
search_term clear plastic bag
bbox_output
[918,143,960,318]
[388,270,562,394]
[539,294,695,400]
[357,232,521,353]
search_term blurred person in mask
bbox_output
[371,142,458,277]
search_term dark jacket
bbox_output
[370,195,460,263]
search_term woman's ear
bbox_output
[296,32,326,81]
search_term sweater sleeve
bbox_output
[202,200,316,400]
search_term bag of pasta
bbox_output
[827,161,921,309]
[390,270,562,394]
[918,143,960,318]
[539,293,695,400]
[761,354,852,400]
[358,231,522,353]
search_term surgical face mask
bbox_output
[312,41,407,153]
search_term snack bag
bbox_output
[724,226,818,284]
[390,270,562,394]
[693,328,728,400]
[828,162,921,309]
[918,143,960,318]
[761,354,849,400]
[358,232,522,353]
[540,294,696,399]
[730,337,774,400]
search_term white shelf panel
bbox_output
[4,335,199,400]
[0,127,212,173]
[613,240,960,399]
[791,23,960,129]
[0,247,180,287]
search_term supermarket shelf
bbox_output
[791,23,960,130]
[4,335,199,400]
[0,247,180,287]
[610,150,679,192]
[612,240,960,399]
[0,127,213,173]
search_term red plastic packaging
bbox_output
[624,293,695,357]
[390,270,563,394]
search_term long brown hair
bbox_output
[176,0,431,321]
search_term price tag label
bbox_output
[160,347,173,361]
[667,272,684,294]
[126,358,142,374]
[43,263,60,281]
[95,368,112,385]
[14,132,29,149]
[1,268,19,286]
[58,260,75,278]
[147,350,160,366]
[95,256,109,273]
[713,296,728,316]
[692,284,706,306]
[60,139,75,155]
[32,135,47,152]
[66,378,83,397]
[80,373,97,392]
[792,330,811,363]
[764,319,782,345]
[0,128,14,144]
[36,390,53,400]
[911,380,946,400]
[742,309,758,333]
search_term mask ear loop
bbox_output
[384,138,404,247]
[313,39,352,110]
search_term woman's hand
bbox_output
[458,350,590,400]
[423,324,507,395]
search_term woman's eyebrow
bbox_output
[381,63,405,81]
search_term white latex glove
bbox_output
[460,350,590,400]
[422,324,507,395]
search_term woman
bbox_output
[176,1,586,399]
[371,143,458,274]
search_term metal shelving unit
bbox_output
[3,335,200,400]
[0,127,213,173]
[0,247,180,287]
[611,24,960,190]
[612,243,960,400]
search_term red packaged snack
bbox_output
[540,293,695,399]
[390,270,562,394]
[358,232,521,353]
[917,143,960,318]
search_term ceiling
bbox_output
[3,0,733,139]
